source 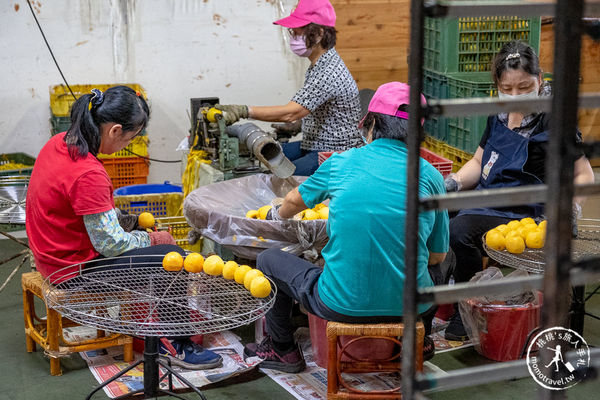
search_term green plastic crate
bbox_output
[424,16,541,73]
[51,115,147,137]
[422,69,449,141]
[446,72,497,153]
[50,115,71,136]
[0,153,36,176]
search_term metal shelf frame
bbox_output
[402,1,600,398]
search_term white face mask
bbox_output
[498,89,539,100]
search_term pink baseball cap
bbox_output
[273,0,336,28]
[358,82,427,128]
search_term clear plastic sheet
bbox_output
[183,174,328,260]
[459,267,542,361]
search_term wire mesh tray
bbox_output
[482,222,600,274]
[43,256,276,337]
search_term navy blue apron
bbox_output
[458,116,548,219]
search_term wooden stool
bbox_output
[22,271,134,376]
[326,321,425,399]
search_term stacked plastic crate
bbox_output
[422,16,541,171]
[49,84,150,188]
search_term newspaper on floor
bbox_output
[261,328,447,400]
[65,327,260,399]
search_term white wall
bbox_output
[0,0,305,183]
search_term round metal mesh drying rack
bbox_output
[43,256,276,337]
[482,219,600,274]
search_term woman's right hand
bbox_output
[148,231,176,246]
[214,104,249,125]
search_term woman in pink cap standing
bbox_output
[216,0,362,176]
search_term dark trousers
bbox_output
[449,213,512,283]
[256,248,445,343]
[281,141,319,176]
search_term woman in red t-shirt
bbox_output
[26,86,222,370]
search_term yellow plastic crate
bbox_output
[441,143,473,172]
[155,216,202,253]
[114,191,182,218]
[98,136,149,159]
[50,83,147,117]
[423,136,473,172]
[423,135,446,156]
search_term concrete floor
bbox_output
[1,237,599,399]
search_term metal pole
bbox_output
[540,0,585,399]
[144,336,160,397]
[403,0,425,398]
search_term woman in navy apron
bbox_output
[442,41,595,341]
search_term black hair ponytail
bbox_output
[65,85,150,159]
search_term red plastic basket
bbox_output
[466,293,542,361]
[101,157,149,189]
[420,148,453,177]
[318,148,452,177]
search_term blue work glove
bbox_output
[444,173,461,193]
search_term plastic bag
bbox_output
[459,267,542,361]
[183,174,328,260]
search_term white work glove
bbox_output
[266,205,283,221]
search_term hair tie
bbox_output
[506,52,521,61]
[88,88,104,111]
[135,91,141,97]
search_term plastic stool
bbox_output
[326,321,424,399]
[22,271,134,376]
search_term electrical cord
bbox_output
[123,148,182,163]
[27,0,76,100]
[27,0,182,164]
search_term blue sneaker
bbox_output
[159,338,223,370]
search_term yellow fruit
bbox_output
[538,220,547,231]
[222,260,239,280]
[526,230,545,249]
[486,230,506,251]
[520,217,536,226]
[162,252,184,272]
[507,220,521,231]
[303,209,320,220]
[317,206,329,219]
[495,224,510,236]
[206,107,223,123]
[250,276,272,298]
[313,203,326,211]
[506,235,525,254]
[183,253,204,273]
[246,210,258,219]
[518,224,538,240]
[257,205,272,220]
[138,212,155,229]
[244,269,265,290]
[234,265,252,284]
[203,255,224,276]
[505,229,520,238]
